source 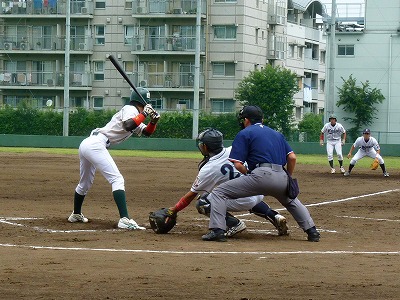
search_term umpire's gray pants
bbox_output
[208,165,315,231]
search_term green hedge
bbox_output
[0,106,241,139]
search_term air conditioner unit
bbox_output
[136,6,147,14]
[140,80,147,87]
[173,8,182,14]
[20,42,30,50]
[78,43,86,50]
[81,7,88,14]
[4,42,13,50]
[136,44,144,51]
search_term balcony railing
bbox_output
[0,0,94,16]
[132,0,206,15]
[0,34,93,52]
[131,35,205,52]
[128,72,204,89]
[0,71,92,87]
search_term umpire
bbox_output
[202,105,320,242]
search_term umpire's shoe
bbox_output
[306,226,320,242]
[202,229,227,242]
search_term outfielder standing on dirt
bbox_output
[344,128,389,177]
[202,105,320,242]
[320,114,347,174]
[166,128,288,239]
[68,88,160,229]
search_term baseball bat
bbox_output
[106,54,148,105]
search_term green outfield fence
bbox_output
[1,134,399,156]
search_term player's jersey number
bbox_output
[220,164,241,180]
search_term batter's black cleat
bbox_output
[202,229,227,242]
[306,227,320,242]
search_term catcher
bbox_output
[149,128,288,238]
[343,128,389,177]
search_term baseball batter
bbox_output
[68,87,160,229]
[344,128,389,177]
[167,128,288,238]
[202,106,320,242]
[320,114,347,174]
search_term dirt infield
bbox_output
[1,152,399,300]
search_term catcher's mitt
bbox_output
[149,208,177,234]
[370,158,379,170]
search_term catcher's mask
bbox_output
[129,87,150,107]
[238,105,263,129]
[196,128,224,156]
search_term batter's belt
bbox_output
[91,131,110,147]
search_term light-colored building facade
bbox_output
[326,0,400,143]
[0,0,326,122]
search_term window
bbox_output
[319,80,325,93]
[177,99,192,109]
[288,45,294,58]
[95,0,105,9]
[149,98,163,110]
[211,99,235,113]
[70,97,84,108]
[125,0,132,9]
[338,45,354,56]
[212,62,235,76]
[215,0,237,2]
[124,26,134,45]
[214,25,237,39]
[95,25,105,45]
[93,61,104,81]
[320,50,326,64]
[298,46,303,59]
[93,97,104,110]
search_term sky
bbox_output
[319,0,365,18]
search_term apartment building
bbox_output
[0,0,326,121]
[326,0,400,143]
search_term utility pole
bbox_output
[63,0,71,136]
[326,0,336,123]
[192,0,201,139]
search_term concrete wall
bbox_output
[1,134,399,156]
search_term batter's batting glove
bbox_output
[341,139,345,146]
[150,111,160,125]
[143,104,156,117]
[319,140,324,146]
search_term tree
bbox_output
[336,75,385,140]
[235,64,300,136]
[298,113,323,142]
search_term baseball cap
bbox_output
[329,114,337,120]
[363,128,371,134]
[240,105,263,123]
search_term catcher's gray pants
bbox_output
[207,164,315,231]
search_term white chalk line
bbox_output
[0,243,398,255]
[337,215,400,222]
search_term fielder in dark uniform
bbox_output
[202,105,320,242]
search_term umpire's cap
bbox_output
[130,87,150,106]
[363,128,371,134]
[239,105,263,124]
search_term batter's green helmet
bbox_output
[130,87,150,106]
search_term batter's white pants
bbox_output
[75,134,125,196]
[326,139,343,161]
[350,149,384,165]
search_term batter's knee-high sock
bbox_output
[113,190,129,219]
[329,160,334,168]
[73,191,85,214]
[250,201,277,225]
[348,164,355,172]
[339,160,343,167]
[380,164,387,172]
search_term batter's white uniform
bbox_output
[191,146,263,212]
[350,136,384,165]
[321,122,346,160]
[76,105,146,195]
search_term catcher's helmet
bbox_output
[238,105,263,128]
[129,87,150,106]
[196,128,224,155]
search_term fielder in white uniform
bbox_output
[68,87,160,229]
[344,128,389,177]
[167,128,288,238]
[320,114,347,174]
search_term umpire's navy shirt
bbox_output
[229,123,293,171]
